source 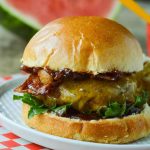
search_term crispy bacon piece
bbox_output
[16,66,131,95]
[15,74,50,95]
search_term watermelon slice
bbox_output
[0,0,121,40]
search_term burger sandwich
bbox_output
[14,16,150,144]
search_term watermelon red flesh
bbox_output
[8,0,115,25]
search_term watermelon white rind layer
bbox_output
[108,1,122,19]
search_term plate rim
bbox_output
[0,76,150,149]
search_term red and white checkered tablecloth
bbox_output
[0,75,49,150]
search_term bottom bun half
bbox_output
[23,103,150,144]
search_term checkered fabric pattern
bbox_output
[0,75,49,150]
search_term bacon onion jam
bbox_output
[14,62,150,120]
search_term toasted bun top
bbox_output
[22,16,143,74]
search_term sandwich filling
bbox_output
[14,62,150,120]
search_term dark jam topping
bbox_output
[21,65,42,74]
[62,109,100,120]
[55,106,142,121]
[21,65,131,81]
[18,66,131,95]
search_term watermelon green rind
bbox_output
[0,0,42,29]
[0,5,37,41]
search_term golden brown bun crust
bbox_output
[22,17,143,74]
[23,103,150,144]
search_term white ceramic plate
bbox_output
[1,76,150,150]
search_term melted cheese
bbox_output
[43,62,150,112]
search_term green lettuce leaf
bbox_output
[51,104,72,116]
[134,91,149,107]
[100,102,126,118]
[28,107,48,119]
[13,93,71,119]
[13,90,149,119]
